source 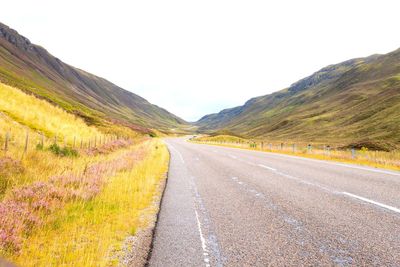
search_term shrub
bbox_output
[48,144,78,157]
[36,143,44,151]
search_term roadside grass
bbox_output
[0,82,100,141]
[10,139,168,266]
[191,136,400,171]
[0,71,169,266]
[0,135,139,200]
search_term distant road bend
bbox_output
[149,138,400,266]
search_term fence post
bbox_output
[4,132,9,151]
[94,136,97,147]
[41,133,44,148]
[308,144,312,153]
[292,143,296,153]
[327,145,331,156]
[54,135,57,145]
[73,136,76,148]
[269,143,272,150]
[280,143,284,150]
[351,147,356,159]
[24,131,29,154]
[261,142,264,150]
[80,139,83,149]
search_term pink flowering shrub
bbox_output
[0,147,146,253]
[84,139,133,156]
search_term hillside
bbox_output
[196,48,400,148]
[0,22,187,133]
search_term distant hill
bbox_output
[196,48,400,148]
[0,22,188,133]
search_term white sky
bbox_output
[2,0,400,121]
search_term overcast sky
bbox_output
[2,0,400,121]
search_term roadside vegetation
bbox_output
[0,82,169,266]
[192,135,400,171]
[0,82,100,140]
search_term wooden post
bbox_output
[292,143,296,153]
[351,148,356,159]
[73,136,76,148]
[80,139,83,149]
[54,135,57,145]
[94,136,97,147]
[63,137,66,148]
[41,133,44,148]
[4,132,9,151]
[24,131,29,153]
[308,144,312,153]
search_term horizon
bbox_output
[2,0,400,121]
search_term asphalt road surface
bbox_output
[148,138,400,266]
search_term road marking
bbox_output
[208,144,400,177]
[258,164,277,171]
[194,209,211,267]
[331,163,400,177]
[220,145,400,215]
[190,176,223,266]
[168,144,185,164]
[257,150,400,177]
[342,192,400,214]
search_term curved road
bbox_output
[148,138,400,266]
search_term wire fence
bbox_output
[1,130,127,156]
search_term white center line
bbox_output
[258,164,277,171]
[225,148,400,215]
[342,192,400,214]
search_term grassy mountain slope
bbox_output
[196,48,400,147]
[0,22,187,133]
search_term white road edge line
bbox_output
[168,144,185,164]
[262,151,400,177]
[194,209,211,267]
[211,144,400,177]
[342,192,400,214]
[257,164,277,171]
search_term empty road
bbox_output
[148,138,400,266]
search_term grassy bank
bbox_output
[192,135,400,171]
[0,81,170,266]
[9,139,168,266]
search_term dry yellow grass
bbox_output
[10,139,169,266]
[0,81,169,266]
[0,82,100,142]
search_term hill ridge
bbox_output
[0,22,187,132]
[196,48,400,147]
